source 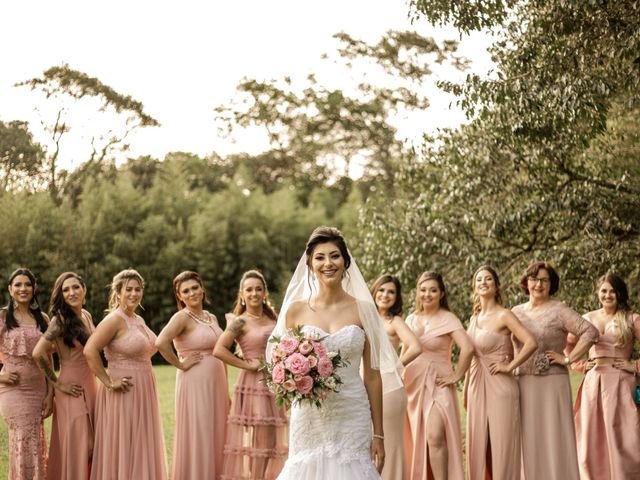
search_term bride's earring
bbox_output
[241,298,246,307]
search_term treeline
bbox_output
[0,152,362,333]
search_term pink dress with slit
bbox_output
[47,312,98,480]
[172,313,230,480]
[464,315,520,480]
[403,312,464,480]
[221,321,288,480]
[0,315,48,480]
[573,312,640,480]
[90,310,167,480]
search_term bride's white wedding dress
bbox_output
[276,324,380,479]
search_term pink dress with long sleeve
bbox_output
[172,313,230,480]
[90,310,167,480]
[221,321,288,480]
[47,312,98,480]
[512,300,599,480]
[403,311,464,480]
[573,312,640,480]
[464,315,520,480]
[0,314,48,480]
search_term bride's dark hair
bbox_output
[49,272,90,347]
[305,226,351,269]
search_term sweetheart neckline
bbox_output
[300,323,364,336]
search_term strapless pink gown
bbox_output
[0,318,48,480]
[464,316,520,480]
[221,322,288,480]
[48,330,98,480]
[172,316,229,480]
[90,310,167,480]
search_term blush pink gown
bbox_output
[512,300,599,480]
[0,316,48,480]
[221,322,288,480]
[47,315,98,480]
[464,315,520,480]
[573,312,640,480]
[403,312,464,480]
[90,310,167,480]
[172,314,230,480]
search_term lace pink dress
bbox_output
[0,314,48,480]
[47,313,97,480]
[221,321,288,480]
[90,310,167,480]
[172,314,230,480]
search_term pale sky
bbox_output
[0,0,493,171]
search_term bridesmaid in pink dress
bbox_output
[403,271,474,480]
[571,272,640,479]
[214,270,288,480]
[32,272,97,480]
[370,274,421,480]
[0,268,52,480]
[463,266,537,480]
[511,261,598,480]
[84,269,167,480]
[156,271,230,480]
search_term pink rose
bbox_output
[285,352,311,375]
[307,354,318,368]
[313,341,328,357]
[299,340,314,355]
[317,357,334,378]
[279,337,300,355]
[295,375,314,395]
[272,347,285,362]
[272,362,286,384]
[283,379,297,392]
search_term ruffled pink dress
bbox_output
[90,310,167,480]
[221,322,288,480]
[172,314,230,480]
[47,313,98,480]
[573,312,640,480]
[0,315,48,480]
[403,312,464,480]
[464,315,520,480]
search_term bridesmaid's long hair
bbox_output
[5,268,47,333]
[107,269,145,312]
[49,272,91,347]
[232,270,278,321]
[471,266,503,316]
[414,271,450,313]
[596,272,632,347]
[172,271,210,310]
[370,274,403,317]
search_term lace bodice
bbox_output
[104,311,157,368]
[286,324,375,468]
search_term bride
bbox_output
[268,226,403,479]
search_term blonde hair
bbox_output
[596,272,632,347]
[413,271,449,313]
[471,265,503,316]
[108,269,145,312]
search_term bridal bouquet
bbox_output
[263,325,347,408]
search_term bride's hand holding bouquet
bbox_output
[263,325,347,408]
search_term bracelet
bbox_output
[564,356,570,366]
[106,378,114,390]
[372,434,384,440]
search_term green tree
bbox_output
[0,120,46,192]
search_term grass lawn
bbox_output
[0,367,581,478]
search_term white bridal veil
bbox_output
[267,249,404,394]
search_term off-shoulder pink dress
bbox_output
[464,315,520,480]
[573,312,640,480]
[172,313,230,480]
[0,315,48,480]
[221,322,288,480]
[48,312,98,480]
[403,312,464,480]
[90,310,167,480]
[512,300,599,480]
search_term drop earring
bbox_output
[241,299,246,307]
[29,298,39,310]
[11,297,18,309]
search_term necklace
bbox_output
[185,309,213,325]
[244,310,263,320]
